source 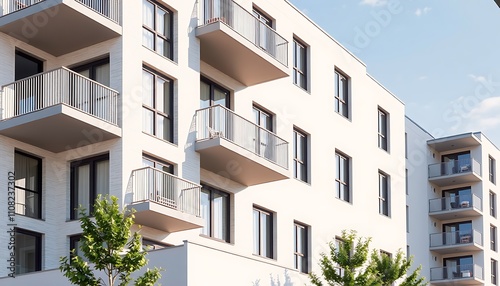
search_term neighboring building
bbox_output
[406,117,500,285]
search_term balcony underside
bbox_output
[430,243,483,254]
[428,133,481,152]
[130,201,203,233]
[196,22,288,86]
[0,1,121,56]
[430,278,483,285]
[196,137,289,186]
[429,172,481,187]
[429,208,482,220]
[0,104,120,152]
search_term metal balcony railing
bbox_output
[200,0,288,66]
[429,193,482,213]
[1,0,120,24]
[430,230,482,248]
[131,167,201,217]
[195,105,289,169]
[0,67,119,125]
[428,158,481,178]
[430,264,483,281]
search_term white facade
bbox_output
[0,0,455,285]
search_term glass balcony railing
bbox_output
[430,230,482,248]
[430,264,483,281]
[429,194,482,213]
[428,158,480,178]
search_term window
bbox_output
[69,234,86,260]
[335,151,350,202]
[405,132,408,158]
[15,228,41,274]
[379,171,389,216]
[142,238,171,251]
[143,154,174,174]
[70,154,109,219]
[294,222,309,273]
[293,38,307,90]
[406,205,409,233]
[73,58,110,86]
[253,8,274,53]
[143,68,174,142]
[378,108,388,151]
[200,77,230,109]
[334,237,346,276]
[201,185,230,242]
[492,224,497,251]
[493,259,498,285]
[253,105,274,160]
[443,221,472,245]
[143,0,173,59]
[443,256,473,279]
[442,187,472,209]
[491,156,496,184]
[293,128,308,182]
[441,151,471,174]
[14,151,42,219]
[334,70,349,118]
[405,169,408,195]
[492,191,497,217]
[253,207,273,258]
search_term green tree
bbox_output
[309,230,426,286]
[60,195,161,286]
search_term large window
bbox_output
[201,185,230,242]
[493,259,498,285]
[334,70,349,118]
[491,156,496,184]
[379,171,389,216]
[294,222,309,273]
[443,221,472,245]
[492,224,497,251]
[200,77,230,109]
[335,151,350,202]
[143,0,173,59]
[253,207,274,258]
[14,151,41,219]
[73,58,110,86]
[443,256,473,279]
[293,128,308,182]
[143,154,173,174]
[70,154,110,219]
[492,191,497,218]
[142,68,174,142]
[15,228,41,274]
[293,38,307,90]
[378,108,388,151]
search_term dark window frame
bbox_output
[142,67,174,143]
[493,259,498,285]
[200,76,231,108]
[293,38,308,90]
[293,221,309,273]
[293,128,308,183]
[142,154,174,174]
[492,224,498,252]
[253,206,274,259]
[334,70,349,118]
[201,184,230,242]
[335,151,350,202]
[378,108,388,151]
[142,0,174,60]
[491,155,496,184]
[15,228,42,274]
[14,151,42,219]
[491,191,497,218]
[70,153,110,220]
[72,57,110,82]
[379,171,390,216]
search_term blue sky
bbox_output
[288,0,500,146]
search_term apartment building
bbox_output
[406,117,500,285]
[0,0,410,285]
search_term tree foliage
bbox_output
[309,230,426,286]
[60,195,162,286]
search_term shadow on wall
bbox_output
[253,270,294,286]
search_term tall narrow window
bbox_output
[253,8,274,53]
[379,171,389,216]
[143,0,173,59]
[378,108,388,151]
[293,128,308,182]
[294,222,309,273]
[143,68,174,142]
[200,77,230,109]
[15,228,41,274]
[492,224,497,251]
[253,105,274,160]
[253,207,273,258]
[405,169,408,195]
[492,191,497,218]
[405,132,408,158]
[293,38,307,90]
[493,259,498,285]
[406,205,409,233]
[335,151,350,202]
[70,154,109,219]
[334,70,349,118]
[201,185,230,242]
[14,151,42,219]
[490,156,496,184]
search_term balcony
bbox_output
[196,0,289,86]
[0,0,121,56]
[430,264,483,285]
[195,105,289,186]
[428,158,481,187]
[0,67,120,152]
[128,167,203,233]
[429,194,482,220]
[429,230,483,254]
